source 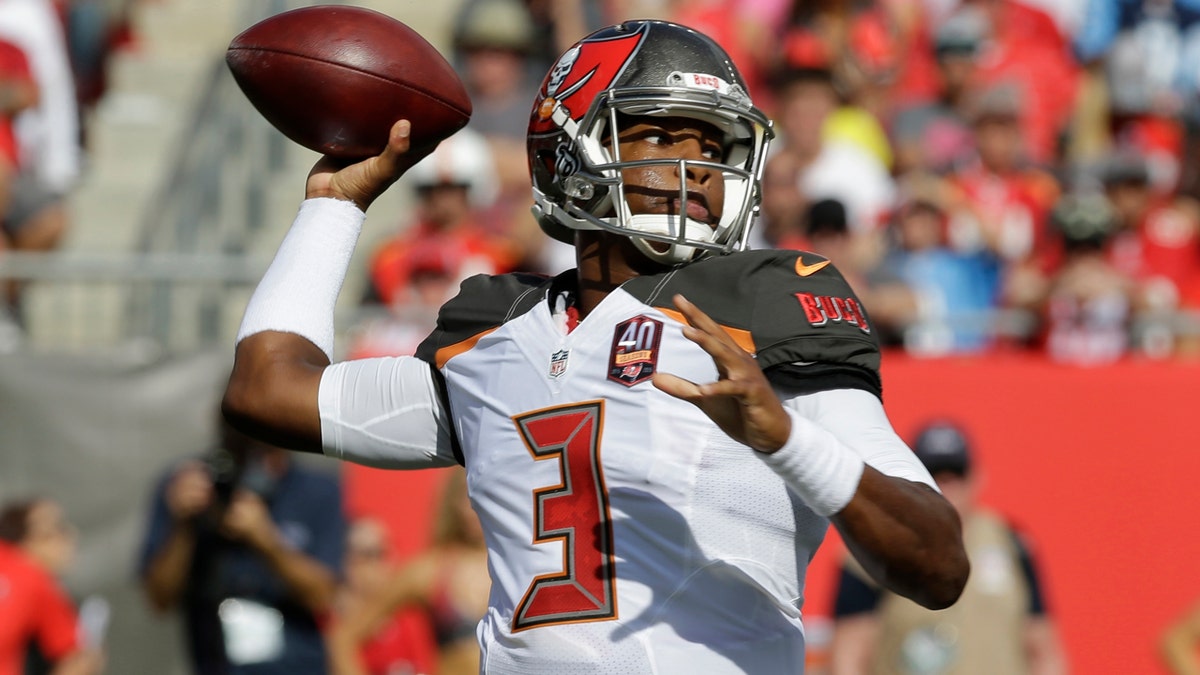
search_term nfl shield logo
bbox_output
[549,349,570,378]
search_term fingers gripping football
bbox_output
[652,294,792,453]
[306,120,417,210]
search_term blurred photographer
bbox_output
[137,419,347,675]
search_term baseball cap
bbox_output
[453,0,536,54]
[934,8,988,58]
[806,198,848,238]
[911,421,973,476]
[1050,193,1118,251]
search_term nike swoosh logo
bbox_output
[795,257,831,277]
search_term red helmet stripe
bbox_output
[530,28,646,135]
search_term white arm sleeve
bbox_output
[785,388,937,488]
[758,388,937,516]
[318,356,459,469]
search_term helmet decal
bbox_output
[531,26,646,135]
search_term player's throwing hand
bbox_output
[653,294,793,454]
[305,119,416,211]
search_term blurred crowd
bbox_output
[354,0,1200,366]
[0,0,145,348]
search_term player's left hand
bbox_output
[653,294,792,454]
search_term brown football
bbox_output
[226,6,472,159]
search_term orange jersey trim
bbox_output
[659,308,756,355]
[434,327,498,368]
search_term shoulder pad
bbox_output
[623,249,880,387]
[415,272,553,366]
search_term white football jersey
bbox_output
[406,250,901,673]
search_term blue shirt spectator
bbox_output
[138,437,346,675]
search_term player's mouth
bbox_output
[665,194,716,227]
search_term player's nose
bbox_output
[673,140,717,186]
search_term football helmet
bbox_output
[527,20,774,265]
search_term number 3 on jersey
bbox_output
[512,401,618,631]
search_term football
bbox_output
[226,5,472,159]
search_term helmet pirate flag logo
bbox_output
[531,25,646,135]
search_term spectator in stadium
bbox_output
[830,420,1067,675]
[222,19,968,672]
[327,469,488,675]
[0,35,37,346]
[1100,152,1200,320]
[961,0,1081,165]
[862,196,1003,353]
[888,7,986,176]
[751,142,808,249]
[351,128,517,359]
[60,0,148,122]
[766,65,896,236]
[451,0,572,272]
[325,517,437,675]
[1020,192,1140,364]
[362,127,513,310]
[0,36,35,228]
[0,0,83,282]
[941,83,1061,267]
[137,420,347,675]
[774,0,926,121]
[0,497,105,675]
[1073,0,1200,171]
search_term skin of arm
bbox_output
[327,554,438,675]
[653,294,969,610]
[223,121,418,451]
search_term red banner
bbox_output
[804,352,1200,675]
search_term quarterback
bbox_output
[224,20,969,674]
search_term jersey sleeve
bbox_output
[318,356,459,469]
[625,250,882,397]
[414,272,554,367]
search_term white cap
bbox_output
[407,127,499,208]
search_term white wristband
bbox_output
[236,197,366,360]
[758,409,866,517]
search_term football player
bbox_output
[224,20,968,673]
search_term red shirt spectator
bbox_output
[942,87,1061,264]
[969,0,1081,164]
[1109,202,1200,295]
[0,541,81,675]
[0,37,34,168]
